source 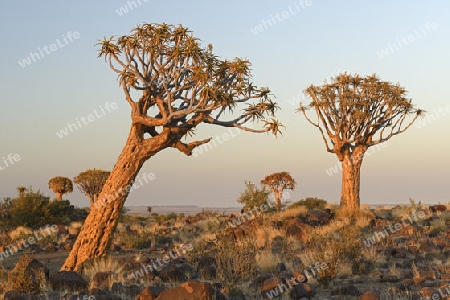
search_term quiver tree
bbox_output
[48,176,73,200]
[261,171,296,211]
[147,206,152,218]
[61,22,283,271]
[17,186,27,198]
[299,73,423,211]
[73,169,110,208]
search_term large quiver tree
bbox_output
[61,23,282,271]
[299,73,423,211]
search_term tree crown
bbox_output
[96,22,283,156]
[74,169,110,202]
[260,171,296,191]
[48,176,73,194]
[299,73,423,157]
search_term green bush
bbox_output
[237,181,270,211]
[289,197,327,210]
[154,212,178,222]
[9,190,50,227]
[8,189,75,227]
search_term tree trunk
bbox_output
[56,192,62,201]
[340,149,365,211]
[61,126,172,271]
[274,190,281,212]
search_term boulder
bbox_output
[4,291,22,300]
[92,271,114,289]
[331,285,363,296]
[289,283,316,299]
[50,271,88,291]
[261,276,282,292]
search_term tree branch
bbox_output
[172,138,212,156]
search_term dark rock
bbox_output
[331,285,363,296]
[4,291,23,300]
[125,284,142,297]
[199,265,216,280]
[285,223,302,240]
[159,260,196,282]
[305,209,334,226]
[289,283,316,299]
[92,271,113,289]
[276,262,286,272]
[50,271,88,291]
[137,241,152,249]
[380,274,400,282]
[429,205,447,213]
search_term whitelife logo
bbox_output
[0,153,21,171]
[18,31,81,68]
[0,225,58,260]
[56,102,118,139]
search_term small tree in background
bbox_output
[261,172,296,212]
[17,186,27,198]
[48,176,73,200]
[74,169,110,207]
[237,181,270,211]
[147,206,153,218]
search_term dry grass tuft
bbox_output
[81,256,124,288]
[430,217,446,231]
[8,226,33,241]
[255,226,286,249]
[196,217,221,232]
[255,250,281,273]
[276,206,308,221]
[68,221,83,234]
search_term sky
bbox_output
[0,1,449,208]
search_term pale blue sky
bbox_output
[1,1,449,208]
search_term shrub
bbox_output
[307,224,362,286]
[5,255,47,294]
[214,231,257,285]
[289,197,327,210]
[237,181,270,211]
[6,189,78,227]
[45,200,75,225]
[154,212,178,222]
[9,190,50,227]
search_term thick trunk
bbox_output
[61,127,171,271]
[56,192,62,201]
[340,150,364,211]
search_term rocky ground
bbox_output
[1,203,450,299]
